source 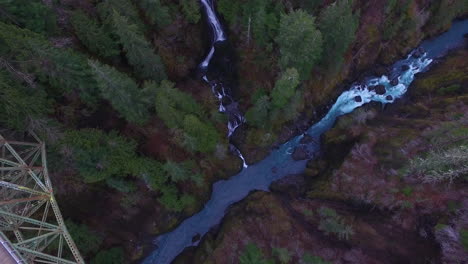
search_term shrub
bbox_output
[317,206,354,240]
[65,220,102,256]
[460,229,468,250]
[272,247,291,264]
[409,145,468,184]
[239,243,273,264]
[91,247,124,264]
[158,186,196,212]
[301,253,331,264]
[276,10,323,80]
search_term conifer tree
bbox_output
[154,80,204,129]
[0,70,50,130]
[271,68,300,109]
[88,60,151,124]
[246,95,271,128]
[0,0,57,35]
[319,0,359,69]
[112,10,167,82]
[276,10,323,80]
[0,22,100,105]
[138,0,172,28]
[182,114,220,153]
[70,10,120,58]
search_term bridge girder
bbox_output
[0,133,85,264]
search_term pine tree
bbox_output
[271,68,300,109]
[0,22,100,105]
[180,0,201,24]
[70,10,120,58]
[246,95,271,128]
[88,60,151,124]
[154,80,204,129]
[0,70,50,130]
[112,10,167,81]
[319,0,359,69]
[182,114,220,153]
[276,10,323,80]
[97,0,145,31]
[62,129,138,183]
[0,0,57,35]
[138,0,172,28]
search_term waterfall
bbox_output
[199,0,248,168]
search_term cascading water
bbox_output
[199,0,248,168]
[142,14,468,264]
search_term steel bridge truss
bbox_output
[0,132,84,264]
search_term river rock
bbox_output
[299,134,314,144]
[192,233,201,243]
[354,96,362,102]
[292,146,310,160]
[390,78,399,86]
[270,174,306,196]
[386,95,393,101]
[370,85,386,95]
[413,47,425,58]
[401,64,410,71]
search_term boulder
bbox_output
[401,64,410,71]
[370,85,386,95]
[390,78,399,86]
[412,47,425,58]
[292,146,310,160]
[354,96,362,102]
[386,95,393,101]
[192,233,201,243]
[299,134,314,144]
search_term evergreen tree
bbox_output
[89,60,151,124]
[319,0,359,69]
[276,10,323,80]
[246,95,271,128]
[0,70,50,131]
[182,114,220,153]
[112,10,166,82]
[70,10,120,58]
[91,247,124,264]
[137,0,172,28]
[97,0,145,31]
[158,185,196,212]
[239,243,273,264]
[0,22,100,105]
[271,68,300,109]
[163,160,203,184]
[62,129,138,183]
[180,0,201,24]
[0,0,57,35]
[154,80,204,129]
[65,220,102,256]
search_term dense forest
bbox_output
[0,0,467,263]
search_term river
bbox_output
[143,2,468,263]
